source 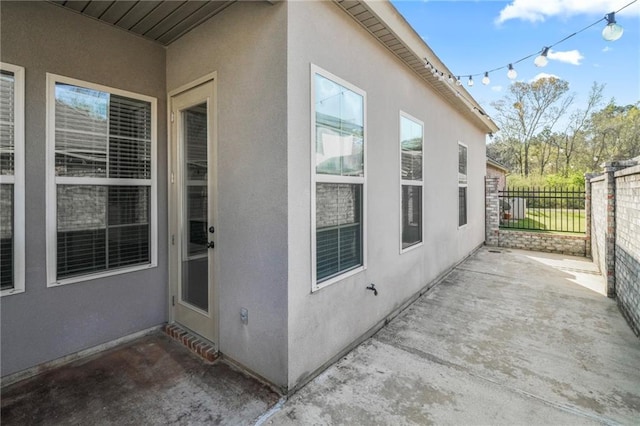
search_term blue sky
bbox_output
[391,0,640,122]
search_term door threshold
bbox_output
[163,323,218,363]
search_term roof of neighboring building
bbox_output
[486,156,509,173]
[337,0,499,134]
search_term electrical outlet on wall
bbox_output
[240,307,248,325]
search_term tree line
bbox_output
[487,77,640,184]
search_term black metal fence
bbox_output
[498,187,586,233]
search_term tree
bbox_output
[556,82,604,176]
[491,77,572,177]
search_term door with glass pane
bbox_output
[170,80,217,344]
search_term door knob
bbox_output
[209,226,215,233]
[207,241,215,249]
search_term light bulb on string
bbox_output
[438,72,445,82]
[468,76,474,87]
[448,74,454,84]
[507,64,517,80]
[602,12,623,41]
[482,72,490,85]
[534,47,549,67]
[456,76,463,86]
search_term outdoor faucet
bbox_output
[366,283,378,296]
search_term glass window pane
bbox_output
[0,70,15,176]
[57,185,107,278]
[401,116,423,181]
[109,95,152,179]
[315,74,364,177]
[459,187,467,226]
[316,183,362,281]
[1,184,13,289]
[402,185,422,249]
[56,185,151,279]
[55,84,108,177]
[458,144,467,183]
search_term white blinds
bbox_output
[53,82,152,280]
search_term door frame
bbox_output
[167,72,219,346]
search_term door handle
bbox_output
[209,226,215,234]
[207,241,215,249]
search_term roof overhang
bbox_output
[46,0,236,46]
[336,0,499,134]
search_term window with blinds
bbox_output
[312,67,366,289]
[0,63,24,296]
[48,76,155,284]
[400,113,424,251]
[458,143,468,227]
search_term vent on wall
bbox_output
[47,0,236,45]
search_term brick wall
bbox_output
[613,165,640,336]
[590,177,607,279]
[497,230,586,256]
[485,176,587,256]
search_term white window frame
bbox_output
[458,141,468,229]
[0,62,25,297]
[45,73,158,287]
[399,111,424,254]
[310,64,367,292]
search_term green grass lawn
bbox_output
[500,208,585,233]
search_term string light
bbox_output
[443,0,636,87]
[456,76,463,86]
[602,12,624,41]
[534,47,550,67]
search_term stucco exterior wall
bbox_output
[0,1,168,377]
[166,1,289,387]
[286,1,488,389]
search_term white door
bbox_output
[169,80,217,344]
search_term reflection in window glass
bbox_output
[401,117,423,181]
[313,69,365,286]
[51,79,154,282]
[458,143,468,227]
[316,183,362,281]
[315,74,363,177]
[400,114,423,250]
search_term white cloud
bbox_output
[491,85,503,92]
[531,73,560,82]
[602,46,612,52]
[547,49,584,65]
[496,0,640,24]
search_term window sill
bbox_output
[400,241,424,254]
[48,263,157,288]
[1,287,25,297]
[312,265,365,293]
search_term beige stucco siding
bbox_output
[166,1,289,387]
[286,1,487,389]
[0,1,167,377]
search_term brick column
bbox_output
[603,165,617,298]
[485,177,500,246]
[584,173,596,259]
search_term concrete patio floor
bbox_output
[264,248,640,425]
[2,247,639,425]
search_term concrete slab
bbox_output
[265,248,640,425]
[1,333,280,425]
[2,248,638,425]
